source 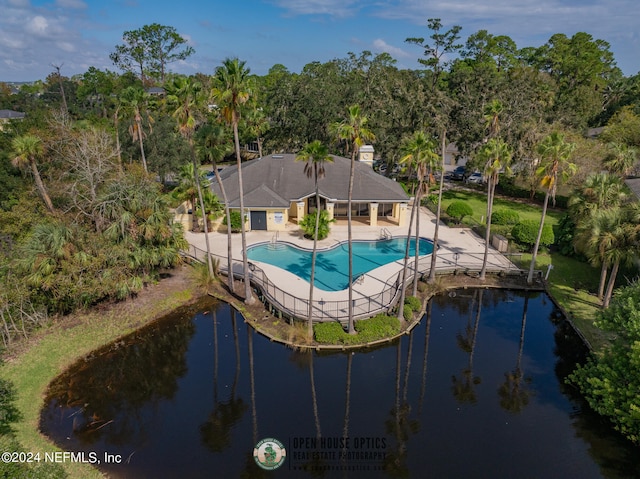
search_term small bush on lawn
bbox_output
[491,209,520,225]
[446,201,473,223]
[511,220,554,249]
[403,304,413,321]
[405,296,421,312]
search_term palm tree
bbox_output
[398,131,439,299]
[477,138,512,280]
[586,206,639,307]
[483,99,504,139]
[165,76,215,278]
[569,172,627,221]
[174,162,208,232]
[428,130,448,284]
[603,142,638,177]
[120,86,152,173]
[527,132,576,284]
[212,58,255,304]
[571,173,628,299]
[296,140,333,337]
[198,123,235,293]
[112,101,123,172]
[330,105,375,334]
[11,134,55,213]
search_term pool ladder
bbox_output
[380,228,392,240]
[268,231,286,250]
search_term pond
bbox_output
[40,290,640,478]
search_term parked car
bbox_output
[451,165,466,180]
[465,172,484,185]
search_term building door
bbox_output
[250,211,267,230]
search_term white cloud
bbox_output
[56,0,87,8]
[56,41,77,52]
[26,15,49,36]
[372,38,409,58]
[0,0,111,80]
[270,0,361,17]
[373,0,639,41]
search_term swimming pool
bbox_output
[247,237,433,291]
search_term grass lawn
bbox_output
[514,252,611,351]
[437,188,564,226]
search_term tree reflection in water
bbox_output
[39,293,640,478]
[41,309,196,447]
[200,308,247,452]
[451,289,482,404]
[498,295,532,413]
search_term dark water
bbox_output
[40,290,640,478]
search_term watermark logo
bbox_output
[253,438,286,470]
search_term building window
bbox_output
[308,196,326,213]
[334,203,369,217]
[378,203,393,217]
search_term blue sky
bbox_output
[1,0,639,82]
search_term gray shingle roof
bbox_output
[625,177,640,201]
[211,153,408,208]
[0,110,25,119]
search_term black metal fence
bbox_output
[184,244,403,325]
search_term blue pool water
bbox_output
[247,237,433,291]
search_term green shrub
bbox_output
[222,210,243,233]
[299,210,335,240]
[355,314,401,341]
[424,194,438,206]
[314,321,348,344]
[403,304,413,321]
[554,213,581,257]
[0,436,66,479]
[491,209,520,225]
[567,280,640,444]
[496,178,569,208]
[405,296,421,312]
[314,314,401,344]
[446,201,473,223]
[0,378,19,435]
[511,220,554,249]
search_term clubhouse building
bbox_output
[209,147,409,232]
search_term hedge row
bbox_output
[314,314,401,345]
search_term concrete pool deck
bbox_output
[185,205,520,320]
